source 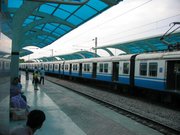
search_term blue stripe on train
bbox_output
[64,71,70,75]
[82,73,92,78]
[53,71,59,74]
[119,76,130,85]
[135,78,165,91]
[71,72,79,77]
[96,74,112,81]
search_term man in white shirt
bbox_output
[40,67,45,85]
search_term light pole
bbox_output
[92,37,97,57]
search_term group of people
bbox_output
[25,66,45,90]
[10,77,28,111]
[10,71,46,134]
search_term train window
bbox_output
[5,62,10,69]
[99,64,103,72]
[65,65,68,70]
[49,64,53,69]
[174,64,180,73]
[84,64,90,72]
[61,65,64,70]
[104,63,108,73]
[149,62,158,77]
[45,64,48,70]
[87,64,90,72]
[123,62,129,74]
[140,63,147,76]
[84,64,86,71]
[73,64,77,71]
[75,65,78,71]
[54,64,58,70]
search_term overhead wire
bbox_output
[69,14,180,48]
[61,0,153,45]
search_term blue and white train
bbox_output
[20,51,180,94]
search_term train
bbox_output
[0,58,11,76]
[20,51,180,99]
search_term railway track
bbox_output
[45,76,180,135]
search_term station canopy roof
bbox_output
[2,0,122,54]
[20,49,33,57]
[34,50,99,62]
[96,32,180,55]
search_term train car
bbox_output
[63,59,80,77]
[112,54,134,85]
[95,57,113,82]
[71,60,81,77]
[21,51,180,94]
[0,59,3,71]
[4,59,11,72]
[0,58,11,75]
[48,62,54,74]
[81,58,97,79]
[134,51,180,92]
[53,61,60,74]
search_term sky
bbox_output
[22,0,180,60]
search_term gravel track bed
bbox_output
[46,76,180,131]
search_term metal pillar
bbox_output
[10,38,20,81]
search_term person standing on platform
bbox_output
[10,109,46,135]
[33,71,39,90]
[25,66,29,80]
[32,66,38,84]
[40,67,45,85]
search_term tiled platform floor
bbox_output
[10,74,163,135]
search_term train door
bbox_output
[59,64,61,74]
[112,62,119,81]
[62,62,65,75]
[53,64,54,72]
[166,61,180,91]
[92,63,97,78]
[79,63,82,76]
[70,64,72,75]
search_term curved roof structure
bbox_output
[34,50,99,61]
[96,32,180,55]
[20,49,33,57]
[2,0,122,50]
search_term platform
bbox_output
[10,74,163,135]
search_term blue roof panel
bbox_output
[39,4,56,14]
[35,24,44,30]
[54,28,65,35]
[87,0,108,11]
[75,5,97,20]
[44,24,57,31]
[8,0,23,8]
[47,36,56,41]
[67,15,83,25]
[46,3,59,7]
[52,32,60,37]
[60,4,80,13]
[3,0,122,53]
[60,25,71,31]
[53,9,70,19]
[43,27,51,33]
